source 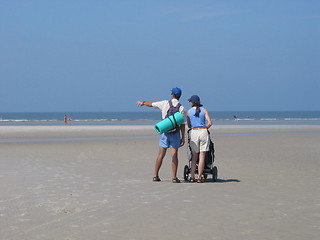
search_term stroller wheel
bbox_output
[203,173,208,179]
[212,166,218,182]
[184,165,189,181]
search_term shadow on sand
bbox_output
[215,178,240,183]
[182,178,240,183]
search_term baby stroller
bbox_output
[183,129,218,182]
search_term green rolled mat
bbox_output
[154,112,184,134]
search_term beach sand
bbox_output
[0,125,319,240]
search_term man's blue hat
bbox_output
[171,87,182,96]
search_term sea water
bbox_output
[0,111,320,126]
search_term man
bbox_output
[137,87,185,183]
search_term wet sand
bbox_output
[0,125,319,240]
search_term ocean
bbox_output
[1,111,320,126]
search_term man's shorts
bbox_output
[189,129,210,153]
[160,132,181,149]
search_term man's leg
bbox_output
[154,146,167,179]
[170,148,179,180]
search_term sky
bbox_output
[0,0,319,112]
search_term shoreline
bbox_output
[1,119,320,127]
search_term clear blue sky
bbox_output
[1,0,319,112]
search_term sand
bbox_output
[0,125,319,240]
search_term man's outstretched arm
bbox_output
[136,101,153,107]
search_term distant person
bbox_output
[137,87,185,183]
[234,114,238,121]
[68,115,72,122]
[187,95,212,183]
[64,115,67,125]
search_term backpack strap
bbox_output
[165,100,172,118]
[176,102,181,110]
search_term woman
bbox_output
[187,95,212,183]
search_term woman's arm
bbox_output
[186,110,192,129]
[204,108,212,129]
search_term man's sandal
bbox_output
[153,176,161,182]
[172,178,181,183]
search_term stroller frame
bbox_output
[183,129,218,182]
